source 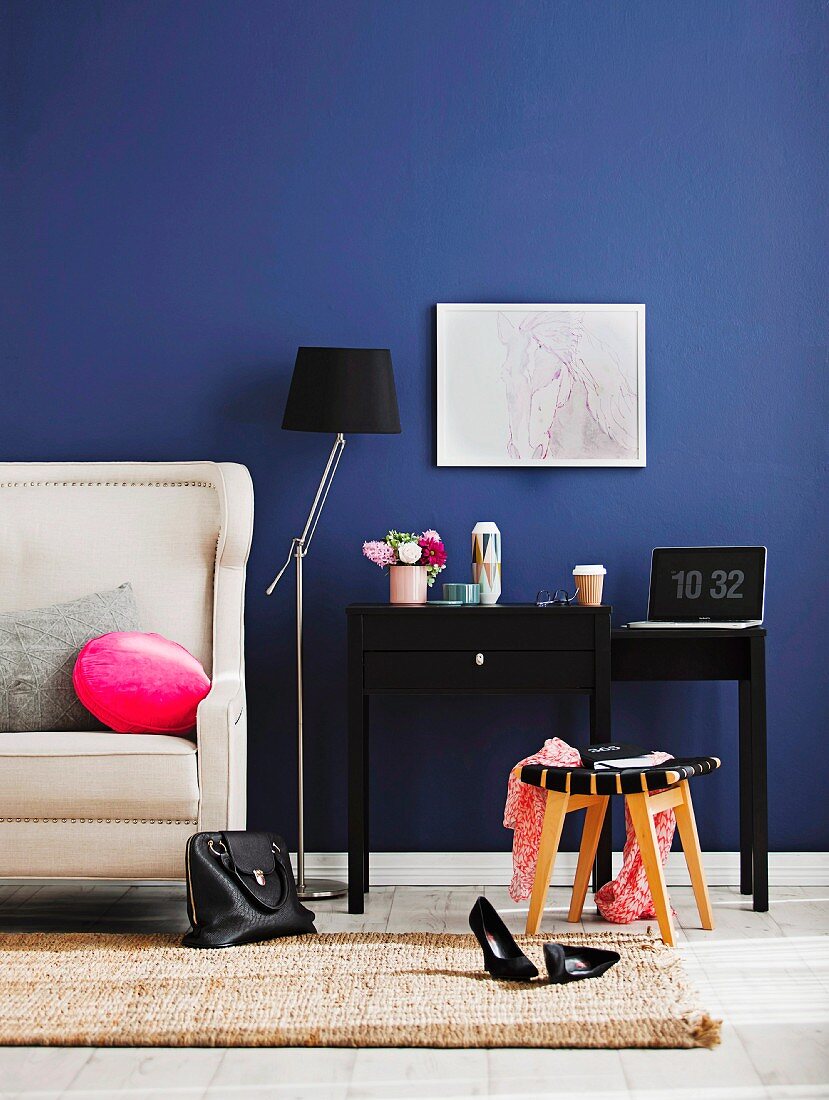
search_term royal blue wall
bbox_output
[3,1,827,854]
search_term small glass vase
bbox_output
[389,565,428,605]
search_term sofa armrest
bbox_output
[196,462,253,831]
[196,675,246,831]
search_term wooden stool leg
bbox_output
[674,780,714,930]
[526,790,569,935]
[626,791,675,947]
[568,796,609,922]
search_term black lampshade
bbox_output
[282,347,401,434]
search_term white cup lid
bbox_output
[573,564,606,575]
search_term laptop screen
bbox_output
[649,547,766,621]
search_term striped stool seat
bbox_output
[516,755,720,797]
[515,754,721,946]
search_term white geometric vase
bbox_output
[471,521,502,605]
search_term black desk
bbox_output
[347,604,612,914]
[346,606,768,915]
[612,626,768,911]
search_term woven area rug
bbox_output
[0,930,720,1049]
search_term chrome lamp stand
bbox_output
[266,433,347,900]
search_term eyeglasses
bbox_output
[536,589,574,607]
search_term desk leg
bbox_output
[738,680,753,895]
[750,637,768,912]
[363,696,370,889]
[591,619,613,891]
[590,695,613,890]
[348,692,368,914]
[348,612,367,914]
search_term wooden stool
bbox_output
[515,756,720,946]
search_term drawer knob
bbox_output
[475,652,485,666]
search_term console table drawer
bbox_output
[363,650,595,692]
[361,612,597,652]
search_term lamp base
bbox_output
[297,877,348,901]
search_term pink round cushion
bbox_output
[73,632,211,735]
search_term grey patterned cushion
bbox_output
[0,584,139,732]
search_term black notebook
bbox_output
[581,743,657,769]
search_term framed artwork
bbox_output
[436,303,646,467]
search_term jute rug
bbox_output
[0,930,720,1049]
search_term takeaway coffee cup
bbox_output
[573,565,606,606]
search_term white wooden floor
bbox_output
[0,883,827,1099]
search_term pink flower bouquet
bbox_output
[362,529,447,587]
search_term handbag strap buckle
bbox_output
[209,835,281,885]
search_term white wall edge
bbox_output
[3,852,827,888]
[298,851,829,888]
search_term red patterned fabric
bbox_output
[504,737,676,923]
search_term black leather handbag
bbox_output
[183,830,316,948]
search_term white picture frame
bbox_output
[436,303,646,467]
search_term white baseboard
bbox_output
[299,851,829,888]
[4,852,827,889]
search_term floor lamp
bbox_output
[267,347,401,900]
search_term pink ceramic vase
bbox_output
[389,565,428,605]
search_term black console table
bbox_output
[347,604,612,914]
[346,606,768,916]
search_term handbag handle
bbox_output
[209,838,289,912]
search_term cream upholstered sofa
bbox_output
[0,462,253,880]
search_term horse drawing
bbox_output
[497,311,637,461]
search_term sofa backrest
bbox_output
[0,462,236,675]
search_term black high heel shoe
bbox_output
[469,897,539,981]
[543,942,620,984]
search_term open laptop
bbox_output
[626,546,766,628]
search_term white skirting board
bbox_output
[3,852,827,888]
[298,851,829,887]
